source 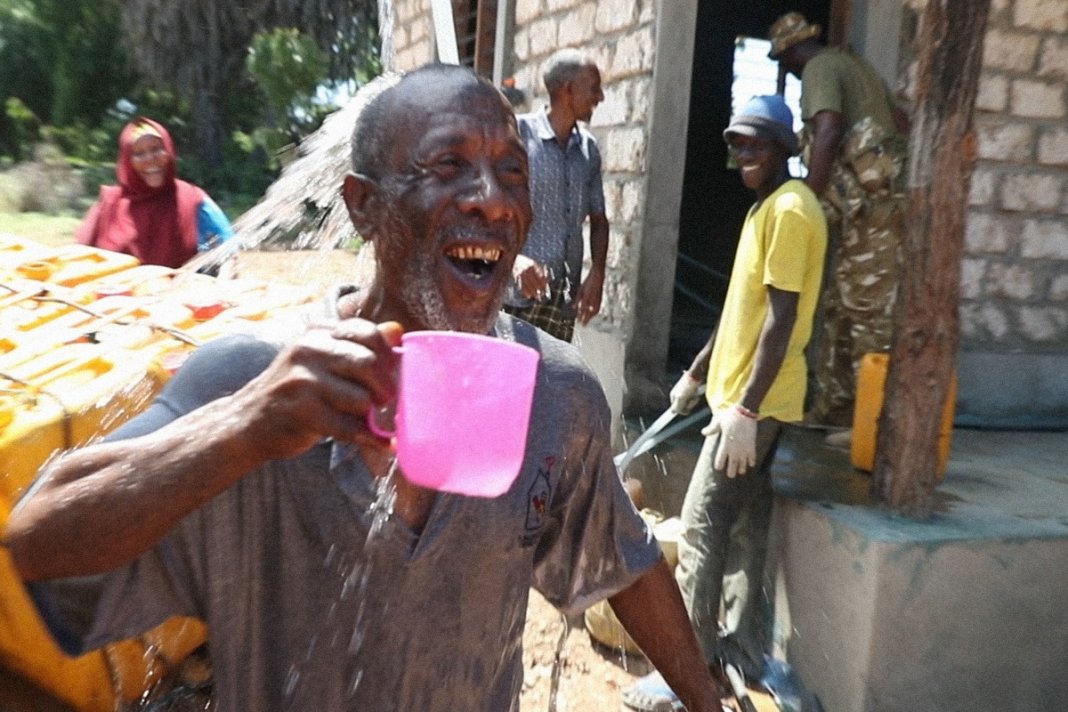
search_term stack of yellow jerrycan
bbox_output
[0,233,320,711]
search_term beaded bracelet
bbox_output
[734,403,759,420]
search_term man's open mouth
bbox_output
[444,244,502,279]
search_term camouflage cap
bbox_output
[768,12,822,59]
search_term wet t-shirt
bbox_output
[28,295,658,712]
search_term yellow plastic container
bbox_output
[850,352,957,476]
[0,344,166,524]
[12,244,139,287]
[0,280,97,335]
[75,264,210,300]
[0,234,50,277]
[0,344,206,711]
[0,240,323,710]
[20,295,196,349]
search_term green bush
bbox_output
[40,122,114,163]
[4,97,41,160]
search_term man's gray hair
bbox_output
[542,48,596,96]
[349,72,403,179]
[350,64,501,180]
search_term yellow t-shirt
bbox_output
[705,179,827,422]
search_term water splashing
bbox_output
[546,612,570,712]
[368,460,399,539]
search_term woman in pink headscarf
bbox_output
[76,117,232,268]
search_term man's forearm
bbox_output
[740,288,797,413]
[588,213,609,272]
[610,558,726,711]
[688,328,718,382]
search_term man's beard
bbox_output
[378,205,503,334]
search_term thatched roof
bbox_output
[229,96,363,253]
[184,76,398,279]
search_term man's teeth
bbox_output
[446,246,500,262]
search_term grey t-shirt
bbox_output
[29,296,658,711]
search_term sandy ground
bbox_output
[520,591,653,712]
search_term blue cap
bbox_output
[724,95,799,156]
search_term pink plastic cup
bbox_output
[368,330,540,497]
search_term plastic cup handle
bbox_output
[366,345,404,439]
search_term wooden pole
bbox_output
[873,0,991,516]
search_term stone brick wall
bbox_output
[389,0,435,71]
[961,0,1068,352]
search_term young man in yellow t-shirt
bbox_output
[626,96,826,710]
[768,12,910,431]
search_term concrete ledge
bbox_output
[771,428,1068,711]
[956,351,1068,429]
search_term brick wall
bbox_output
[390,0,435,71]
[961,0,1068,352]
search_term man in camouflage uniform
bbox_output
[769,12,910,428]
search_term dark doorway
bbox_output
[668,0,831,371]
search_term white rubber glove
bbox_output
[669,371,704,415]
[701,406,757,478]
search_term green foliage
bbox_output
[121,1,381,168]
[0,0,382,225]
[0,0,132,158]
[245,28,338,159]
[0,0,53,120]
[39,122,112,163]
[4,97,40,158]
[36,0,130,125]
[247,29,328,127]
[179,136,275,215]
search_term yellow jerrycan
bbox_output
[851,352,957,477]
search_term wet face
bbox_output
[358,74,532,333]
[727,133,787,194]
[130,135,170,188]
[568,65,603,123]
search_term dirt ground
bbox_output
[520,591,653,712]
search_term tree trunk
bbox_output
[872,0,991,516]
[50,43,77,127]
[192,67,224,170]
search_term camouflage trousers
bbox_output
[803,116,907,426]
[809,190,905,426]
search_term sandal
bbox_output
[621,671,684,712]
